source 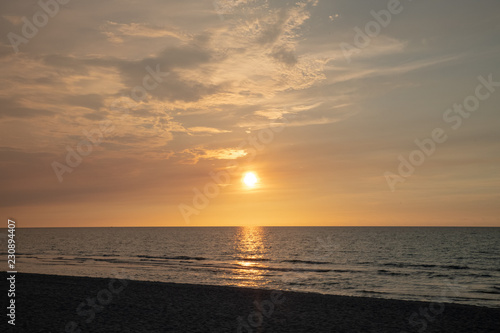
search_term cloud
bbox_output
[187,127,232,135]
[64,94,105,110]
[100,21,190,44]
[174,147,247,164]
[0,0,499,226]
[325,53,465,86]
[270,45,297,66]
[256,8,289,45]
[2,15,22,25]
[0,97,54,118]
[0,0,346,166]
[254,109,288,120]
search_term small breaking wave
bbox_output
[136,255,207,261]
[281,259,330,265]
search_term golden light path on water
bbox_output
[231,226,268,288]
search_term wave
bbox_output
[382,263,470,270]
[359,290,389,295]
[474,289,500,295]
[281,259,330,265]
[428,273,451,278]
[445,265,470,270]
[331,269,358,273]
[136,255,207,261]
[377,269,410,276]
[234,264,332,273]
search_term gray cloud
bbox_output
[64,93,105,110]
[0,97,54,118]
[270,45,297,66]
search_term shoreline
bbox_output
[3,272,499,332]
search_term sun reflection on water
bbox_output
[231,226,269,288]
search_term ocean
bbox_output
[3,227,500,308]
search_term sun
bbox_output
[242,172,259,188]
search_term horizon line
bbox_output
[5,225,500,229]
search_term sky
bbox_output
[0,0,499,227]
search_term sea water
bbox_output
[3,227,499,307]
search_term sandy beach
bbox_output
[3,272,499,332]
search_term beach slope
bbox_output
[2,272,499,332]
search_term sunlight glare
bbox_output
[243,172,259,188]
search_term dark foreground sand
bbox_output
[2,272,499,332]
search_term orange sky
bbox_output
[1,0,499,227]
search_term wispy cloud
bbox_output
[1,0,499,226]
[100,21,190,43]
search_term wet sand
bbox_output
[3,272,499,332]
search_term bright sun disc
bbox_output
[243,172,258,187]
